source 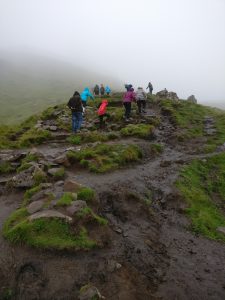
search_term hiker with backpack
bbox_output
[93,84,100,96]
[125,84,133,91]
[136,87,147,114]
[100,84,105,97]
[105,86,111,96]
[97,99,110,128]
[67,91,83,133]
[146,82,153,94]
[122,87,136,121]
[81,87,94,115]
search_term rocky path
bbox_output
[0,106,225,299]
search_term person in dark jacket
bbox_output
[94,84,100,96]
[100,84,105,97]
[125,84,133,91]
[67,91,83,133]
[146,82,153,94]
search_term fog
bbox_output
[0,0,225,106]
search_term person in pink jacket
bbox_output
[123,87,136,121]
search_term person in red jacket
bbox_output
[97,99,110,128]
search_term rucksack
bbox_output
[98,101,108,115]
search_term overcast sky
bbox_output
[0,0,225,105]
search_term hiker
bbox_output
[100,84,105,97]
[93,84,100,96]
[67,91,83,133]
[125,84,133,91]
[123,87,136,121]
[105,86,111,96]
[146,82,153,94]
[136,87,147,114]
[97,99,110,128]
[80,87,94,113]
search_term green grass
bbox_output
[33,170,47,186]
[16,153,39,173]
[17,129,51,148]
[52,167,65,180]
[77,187,95,202]
[150,143,164,154]
[0,161,14,174]
[23,185,42,206]
[176,153,225,242]
[3,217,96,250]
[120,124,154,139]
[76,206,108,225]
[67,143,142,173]
[56,192,74,207]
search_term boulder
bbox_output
[216,227,225,235]
[11,166,35,188]
[49,125,58,131]
[54,154,70,167]
[79,284,105,300]
[64,179,83,192]
[66,200,87,215]
[27,200,44,214]
[187,95,197,104]
[28,210,72,223]
[156,89,179,101]
[48,168,62,176]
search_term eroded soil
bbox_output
[1,105,225,300]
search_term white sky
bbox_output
[0,0,225,104]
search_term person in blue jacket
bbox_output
[80,87,94,108]
[105,86,111,96]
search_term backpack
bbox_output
[98,101,108,115]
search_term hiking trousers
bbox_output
[123,102,132,119]
[99,113,110,128]
[72,112,83,132]
[137,100,146,113]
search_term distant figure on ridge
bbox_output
[136,87,147,114]
[123,87,136,121]
[100,84,105,97]
[105,86,111,96]
[97,99,110,128]
[81,87,94,109]
[93,84,100,96]
[146,82,153,94]
[67,91,83,133]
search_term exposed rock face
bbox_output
[27,200,44,214]
[156,89,179,101]
[187,95,197,104]
[66,200,87,215]
[11,166,35,188]
[28,210,72,223]
[64,179,83,192]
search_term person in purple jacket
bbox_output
[122,87,136,121]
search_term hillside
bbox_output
[0,53,121,125]
[0,94,225,299]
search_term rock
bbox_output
[156,89,179,101]
[66,200,87,215]
[11,166,35,188]
[64,179,83,192]
[54,154,70,167]
[49,125,58,131]
[28,210,72,223]
[216,227,225,235]
[107,260,122,272]
[79,284,105,300]
[27,200,44,214]
[47,168,62,176]
[55,180,64,186]
[187,95,197,104]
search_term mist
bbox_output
[0,0,225,107]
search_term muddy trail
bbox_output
[0,104,225,300]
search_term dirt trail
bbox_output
[1,105,225,299]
